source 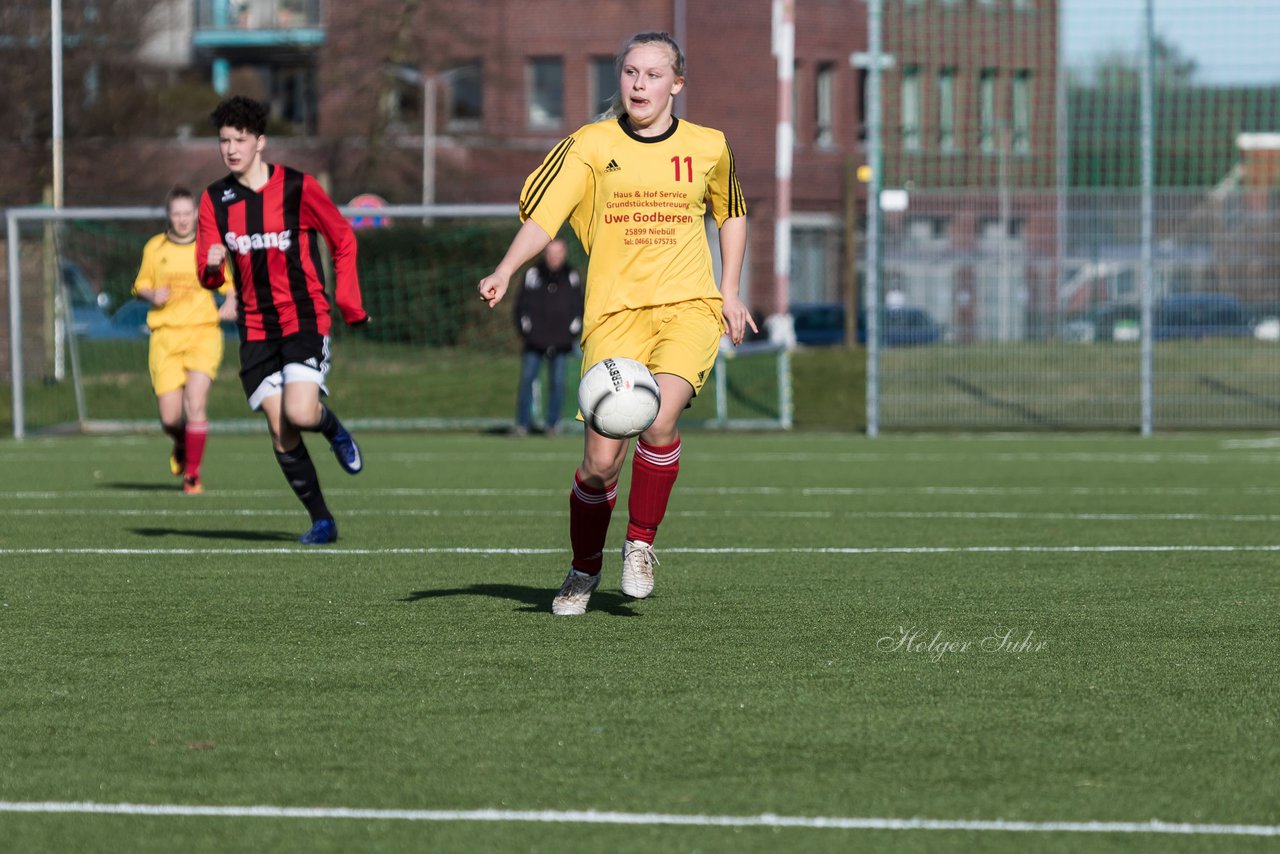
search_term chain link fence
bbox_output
[864,0,1280,431]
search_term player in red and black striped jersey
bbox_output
[197,96,370,545]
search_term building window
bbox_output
[381,63,422,130]
[855,68,868,141]
[979,68,998,154]
[907,215,948,243]
[273,65,316,132]
[446,60,483,128]
[901,66,921,152]
[528,57,563,129]
[590,56,616,118]
[791,62,800,141]
[790,221,843,303]
[938,67,956,152]
[1012,70,1032,154]
[815,62,835,148]
[979,216,1024,241]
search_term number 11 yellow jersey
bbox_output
[519,116,746,336]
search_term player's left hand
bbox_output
[722,295,758,346]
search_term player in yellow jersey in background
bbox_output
[479,31,756,615]
[133,187,237,494]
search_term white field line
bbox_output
[6,508,1280,524]
[4,545,1280,557]
[375,450,1280,465]
[6,485,1280,500]
[6,449,1280,466]
[0,802,1274,837]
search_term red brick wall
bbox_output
[314,0,870,312]
[5,1,1062,318]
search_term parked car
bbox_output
[791,302,943,347]
[1244,300,1280,342]
[1061,303,1140,343]
[872,305,945,347]
[1154,293,1253,341]
[96,299,153,340]
[1064,295,1258,343]
[61,260,117,338]
[792,302,847,346]
[57,260,159,340]
[62,260,238,341]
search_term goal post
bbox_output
[3,204,792,438]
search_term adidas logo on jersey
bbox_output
[605,159,622,172]
[221,187,237,203]
[224,229,293,255]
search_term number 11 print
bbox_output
[672,155,692,182]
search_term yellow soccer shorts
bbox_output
[149,324,225,396]
[581,298,724,397]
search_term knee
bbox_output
[284,400,320,430]
[579,445,627,484]
[641,414,679,447]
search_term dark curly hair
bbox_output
[210,96,269,136]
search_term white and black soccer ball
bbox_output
[578,357,661,439]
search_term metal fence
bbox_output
[862,0,1280,432]
[2,205,792,438]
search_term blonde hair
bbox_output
[596,31,687,122]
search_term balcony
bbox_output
[193,0,324,48]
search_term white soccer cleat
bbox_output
[552,568,600,616]
[620,540,658,599]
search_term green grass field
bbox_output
[1,431,1278,852]
[8,336,1280,436]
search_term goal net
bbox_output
[2,205,791,437]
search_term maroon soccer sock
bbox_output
[626,437,681,545]
[184,421,209,479]
[569,473,617,575]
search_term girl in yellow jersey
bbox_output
[479,31,755,615]
[133,187,237,494]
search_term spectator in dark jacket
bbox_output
[514,239,583,435]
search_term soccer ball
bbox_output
[578,357,661,439]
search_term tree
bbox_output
[1089,32,1199,90]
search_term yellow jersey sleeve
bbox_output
[706,140,747,227]
[132,234,164,296]
[519,135,593,245]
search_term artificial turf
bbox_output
[0,432,1276,852]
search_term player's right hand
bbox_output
[477,272,509,308]
[152,288,171,307]
[206,244,227,268]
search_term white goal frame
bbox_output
[6,204,792,438]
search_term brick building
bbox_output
[314,0,871,318]
[878,0,1060,342]
[310,0,1059,329]
[5,0,1061,336]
